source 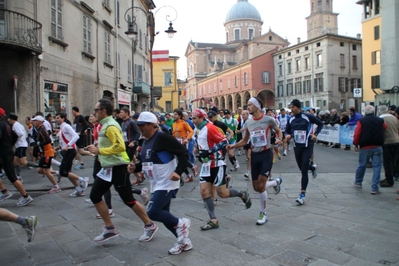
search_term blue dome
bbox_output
[225,0,262,23]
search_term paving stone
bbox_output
[345,244,399,264]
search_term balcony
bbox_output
[0,9,42,54]
[133,80,150,96]
[153,86,162,99]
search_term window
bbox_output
[352,56,358,69]
[208,84,211,94]
[104,31,111,64]
[244,72,248,85]
[262,72,270,83]
[220,80,223,91]
[340,54,345,68]
[128,60,132,81]
[234,75,238,87]
[375,0,380,15]
[288,52,291,56]
[372,51,381,65]
[304,76,311,93]
[83,15,92,54]
[316,42,321,47]
[338,77,347,92]
[165,101,172,113]
[287,80,293,96]
[116,0,120,26]
[371,75,380,89]
[316,54,322,67]
[295,78,302,95]
[139,29,142,48]
[51,0,63,39]
[312,2,314,12]
[226,32,229,42]
[340,42,344,47]
[103,0,109,6]
[287,62,292,74]
[214,83,216,93]
[278,55,282,59]
[234,29,240,41]
[248,29,254,40]
[314,73,324,92]
[296,59,301,72]
[228,78,231,89]
[134,64,143,81]
[352,44,357,51]
[374,25,380,40]
[277,81,283,97]
[318,0,322,9]
[278,64,283,76]
[305,57,310,70]
[305,46,309,51]
[326,0,330,7]
[164,72,172,86]
[296,49,300,54]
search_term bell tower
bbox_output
[306,0,338,39]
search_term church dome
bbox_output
[225,0,262,23]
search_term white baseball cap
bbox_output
[136,112,158,125]
[32,115,45,122]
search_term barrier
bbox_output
[317,125,356,145]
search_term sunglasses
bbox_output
[93,108,103,113]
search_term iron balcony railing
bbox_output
[0,9,42,53]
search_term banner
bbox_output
[316,125,356,145]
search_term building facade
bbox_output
[0,0,157,121]
[274,0,363,111]
[152,52,179,113]
[184,0,289,111]
[357,0,399,107]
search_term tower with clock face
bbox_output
[306,0,339,39]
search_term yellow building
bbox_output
[357,0,381,103]
[153,52,179,113]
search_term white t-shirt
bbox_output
[12,121,28,148]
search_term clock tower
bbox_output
[306,0,338,39]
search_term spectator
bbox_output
[345,107,362,150]
[329,109,341,148]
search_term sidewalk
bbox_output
[1,149,399,265]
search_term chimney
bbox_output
[297,37,301,44]
[356,33,361,39]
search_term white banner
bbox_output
[317,124,340,143]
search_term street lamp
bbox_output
[124,5,178,110]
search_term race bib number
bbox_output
[142,162,154,179]
[97,168,113,182]
[280,123,286,131]
[294,130,307,144]
[123,131,128,142]
[250,130,267,147]
[200,162,211,177]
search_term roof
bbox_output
[225,0,262,23]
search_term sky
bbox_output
[152,0,363,79]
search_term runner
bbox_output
[128,112,192,255]
[227,97,282,225]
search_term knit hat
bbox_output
[0,108,5,117]
[289,99,301,109]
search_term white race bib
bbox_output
[294,130,307,144]
[200,162,211,177]
[250,130,267,147]
[123,131,128,142]
[97,167,113,182]
[142,162,154,179]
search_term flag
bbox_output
[152,50,169,62]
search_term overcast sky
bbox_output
[152,0,363,78]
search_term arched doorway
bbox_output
[257,90,275,108]
[227,95,233,111]
[220,96,226,110]
[235,93,242,110]
[214,97,219,109]
[243,91,251,106]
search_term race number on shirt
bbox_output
[250,130,267,147]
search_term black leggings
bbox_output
[0,155,17,183]
[59,149,76,177]
[92,157,112,209]
[90,164,136,208]
[293,144,315,191]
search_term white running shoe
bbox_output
[168,238,193,255]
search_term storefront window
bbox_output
[44,81,68,117]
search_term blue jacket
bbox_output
[348,112,362,126]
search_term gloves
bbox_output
[199,150,210,158]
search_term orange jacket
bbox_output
[172,119,194,141]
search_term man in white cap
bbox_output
[227,97,283,225]
[87,98,157,243]
[128,111,193,255]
